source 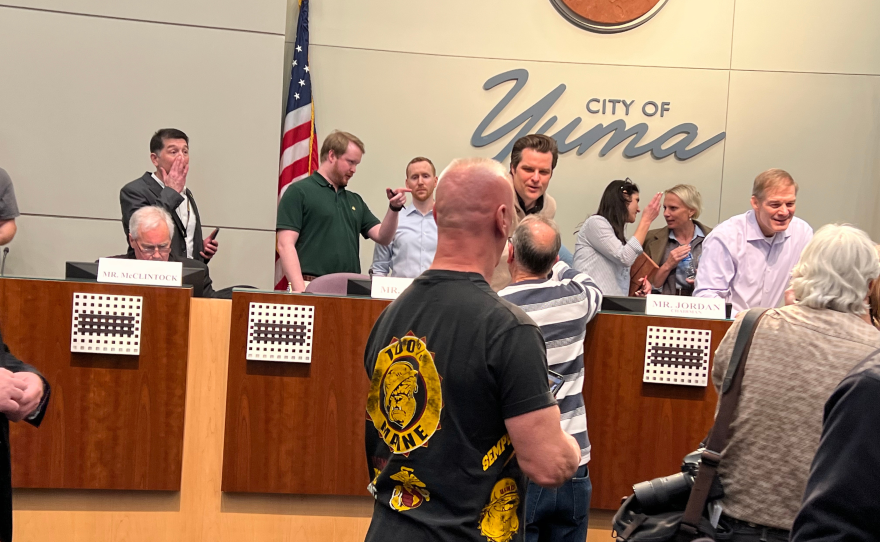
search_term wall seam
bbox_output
[311,43,880,79]
[717,0,738,225]
[0,4,285,37]
[19,213,275,233]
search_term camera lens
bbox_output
[633,472,693,511]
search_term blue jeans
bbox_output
[525,465,591,542]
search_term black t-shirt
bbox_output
[364,270,556,542]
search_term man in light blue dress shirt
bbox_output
[694,168,813,314]
[370,157,438,277]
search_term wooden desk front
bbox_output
[221,291,390,495]
[583,312,732,509]
[0,277,191,490]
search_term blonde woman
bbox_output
[643,184,712,295]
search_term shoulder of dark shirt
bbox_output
[0,167,11,187]
[839,348,880,388]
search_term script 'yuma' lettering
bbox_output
[471,69,725,162]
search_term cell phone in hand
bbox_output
[548,370,565,397]
[207,228,220,241]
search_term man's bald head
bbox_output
[434,158,514,235]
[511,215,561,276]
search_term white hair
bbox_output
[129,205,174,241]
[790,224,880,314]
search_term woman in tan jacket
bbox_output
[643,184,712,295]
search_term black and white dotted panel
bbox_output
[246,302,315,363]
[643,326,711,387]
[71,293,142,355]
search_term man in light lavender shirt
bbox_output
[694,169,812,314]
[370,157,438,278]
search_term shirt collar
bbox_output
[516,192,544,216]
[667,223,705,241]
[745,210,790,244]
[405,205,433,217]
[312,172,342,192]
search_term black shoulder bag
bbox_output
[612,308,767,541]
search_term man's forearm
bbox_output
[0,220,16,245]
[278,245,306,292]
[375,209,400,246]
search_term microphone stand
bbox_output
[1,247,9,277]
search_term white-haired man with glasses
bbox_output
[116,205,216,297]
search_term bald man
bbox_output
[363,158,580,542]
[499,216,602,542]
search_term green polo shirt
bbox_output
[276,172,381,276]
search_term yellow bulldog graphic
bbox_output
[479,478,520,542]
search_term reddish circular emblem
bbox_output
[551,0,669,33]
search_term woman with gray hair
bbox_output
[708,223,880,541]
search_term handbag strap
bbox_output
[679,308,767,536]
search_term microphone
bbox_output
[1,247,9,277]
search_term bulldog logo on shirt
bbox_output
[479,478,521,542]
[368,332,442,454]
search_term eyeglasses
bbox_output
[135,241,172,255]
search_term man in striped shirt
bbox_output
[498,215,603,542]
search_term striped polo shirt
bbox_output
[498,261,603,466]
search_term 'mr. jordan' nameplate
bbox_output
[645,294,725,320]
[97,257,183,287]
[371,276,414,300]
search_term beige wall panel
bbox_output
[0,6,284,231]
[310,0,735,70]
[3,216,122,280]
[305,46,729,270]
[720,70,880,234]
[732,0,880,76]
[200,228,275,291]
[3,215,275,291]
[2,0,286,35]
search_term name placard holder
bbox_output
[97,258,183,287]
[371,276,414,300]
[645,294,725,320]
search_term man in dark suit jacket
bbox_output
[120,129,219,264]
[120,206,217,298]
[0,330,50,542]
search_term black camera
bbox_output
[631,449,724,513]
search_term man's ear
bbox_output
[750,195,760,213]
[128,233,136,249]
[506,242,515,265]
[150,153,160,170]
[495,205,509,239]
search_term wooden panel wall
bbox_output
[221,292,391,495]
[583,312,732,510]
[0,278,190,490]
[8,297,617,541]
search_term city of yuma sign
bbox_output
[471,69,726,163]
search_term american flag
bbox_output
[275,0,318,291]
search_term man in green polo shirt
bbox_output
[276,130,409,292]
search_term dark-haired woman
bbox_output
[573,179,661,296]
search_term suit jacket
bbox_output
[120,172,207,263]
[0,329,50,542]
[111,253,216,298]
[644,219,713,295]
